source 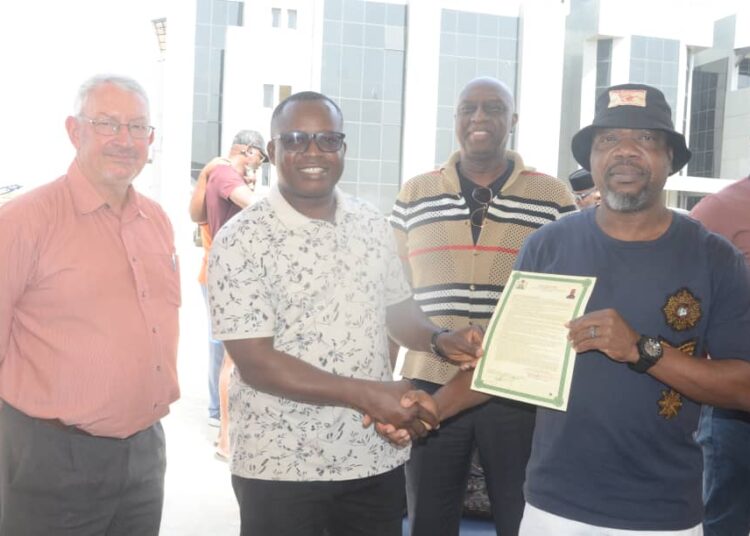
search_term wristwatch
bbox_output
[628,335,664,373]
[430,328,450,360]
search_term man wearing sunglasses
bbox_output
[390,77,576,536]
[0,74,178,534]
[568,168,601,209]
[207,91,482,536]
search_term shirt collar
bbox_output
[268,183,352,229]
[66,159,146,220]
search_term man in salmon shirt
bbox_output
[0,74,180,535]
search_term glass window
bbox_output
[739,58,750,89]
[271,7,281,28]
[365,2,385,24]
[324,0,343,21]
[360,124,382,159]
[263,84,274,108]
[288,9,297,29]
[279,85,292,103]
[361,101,382,123]
[688,59,727,177]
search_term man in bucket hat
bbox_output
[384,83,750,534]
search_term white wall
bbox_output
[401,0,442,179]
[515,0,568,176]
[0,1,171,190]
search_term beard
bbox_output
[602,188,651,212]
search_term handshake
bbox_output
[362,386,439,447]
[360,325,484,447]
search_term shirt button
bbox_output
[469,284,476,291]
[141,291,147,298]
[131,257,137,263]
[152,327,158,334]
[156,365,162,372]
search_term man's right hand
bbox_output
[371,390,440,447]
[359,381,439,441]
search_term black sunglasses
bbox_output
[273,131,345,153]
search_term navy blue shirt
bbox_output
[515,208,750,530]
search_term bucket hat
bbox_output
[571,83,691,173]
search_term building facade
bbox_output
[188,0,749,213]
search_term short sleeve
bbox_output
[210,166,245,201]
[704,244,750,361]
[207,215,276,340]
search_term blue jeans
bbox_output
[201,284,224,419]
[405,379,535,536]
[696,405,750,536]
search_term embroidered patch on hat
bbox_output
[608,89,647,108]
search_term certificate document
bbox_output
[471,270,595,411]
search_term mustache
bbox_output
[103,150,140,158]
[605,159,646,177]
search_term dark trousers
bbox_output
[232,465,405,536]
[0,403,166,536]
[405,380,535,536]
[696,405,750,536]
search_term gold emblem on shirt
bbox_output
[662,288,701,331]
[657,339,698,419]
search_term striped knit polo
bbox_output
[391,150,577,384]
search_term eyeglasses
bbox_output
[80,116,154,139]
[470,186,493,228]
[272,131,345,153]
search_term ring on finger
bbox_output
[589,326,598,339]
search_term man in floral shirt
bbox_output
[208,91,482,536]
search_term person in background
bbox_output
[192,129,267,460]
[691,173,750,536]
[189,130,266,436]
[568,167,601,208]
[390,77,576,536]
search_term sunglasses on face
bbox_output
[273,131,346,153]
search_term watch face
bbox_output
[643,338,663,358]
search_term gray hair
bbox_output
[73,74,150,116]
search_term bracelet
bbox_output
[430,328,450,360]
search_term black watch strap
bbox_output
[430,328,450,360]
[628,335,663,373]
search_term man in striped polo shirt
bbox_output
[390,77,576,536]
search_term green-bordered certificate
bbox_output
[471,270,595,411]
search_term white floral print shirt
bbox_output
[208,185,412,481]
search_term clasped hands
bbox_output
[361,325,483,447]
